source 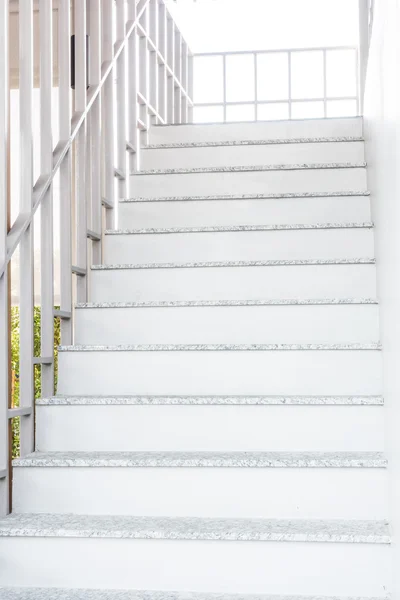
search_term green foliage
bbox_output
[10,307,61,459]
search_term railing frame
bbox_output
[193,46,360,122]
[0,0,192,516]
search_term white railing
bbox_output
[0,0,192,516]
[193,46,360,123]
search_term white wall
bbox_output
[364,0,400,594]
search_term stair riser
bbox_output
[74,305,380,346]
[104,229,374,264]
[13,467,387,520]
[57,350,382,396]
[118,196,371,229]
[129,168,367,199]
[0,538,389,595]
[35,405,384,452]
[90,265,376,303]
[141,142,365,170]
[148,118,363,144]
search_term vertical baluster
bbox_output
[19,0,35,457]
[323,49,327,118]
[39,0,54,397]
[116,0,127,198]
[166,14,174,123]
[74,0,87,302]
[181,41,188,123]
[149,0,157,124]
[89,0,102,264]
[102,0,115,227]
[288,51,292,119]
[188,50,193,123]
[174,29,181,123]
[138,5,149,145]
[0,0,9,516]
[128,0,138,176]
[158,1,167,124]
[59,0,72,345]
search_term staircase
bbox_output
[0,117,389,598]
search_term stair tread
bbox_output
[132,162,366,176]
[36,395,384,405]
[0,514,390,543]
[91,258,375,270]
[76,298,379,308]
[104,222,373,235]
[13,451,386,469]
[145,135,364,149]
[121,191,370,202]
[58,343,381,352]
[0,590,388,600]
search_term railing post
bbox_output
[59,0,73,346]
[39,0,55,397]
[0,0,9,516]
[174,28,182,124]
[19,0,35,457]
[359,0,370,115]
[102,0,115,228]
[158,1,167,124]
[116,0,127,198]
[167,15,175,123]
[128,0,138,176]
[138,5,149,144]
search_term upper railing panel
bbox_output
[193,46,359,123]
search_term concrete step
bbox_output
[12,451,387,519]
[74,301,380,346]
[103,224,374,264]
[56,344,382,397]
[35,395,384,453]
[141,138,365,170]
[0,513,390,596]
[129,164,367,199]
[148,117,363,144]
[118,193,371,229]
[0,591,390,600]
[90,260,376,303]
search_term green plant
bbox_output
[10,307,61,459]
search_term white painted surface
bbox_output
[119,196,371,229]
[35,404,385,452]
[129,167,367,198]
[0,537,390,596]
[148,118,364,144]
[103,228,375,264]
[13,466,387,519]
[56,349,382,396]
[90,264,377,303]
[141,141,365,170]
[74,304,380,345]
[364,2,400,595]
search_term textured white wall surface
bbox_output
[364,0,400,593]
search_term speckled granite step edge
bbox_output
[144,136,364,149]
[75,298,379,309]
[35,395,384,406]
[0,591,389,600]
[58,343,382,352]
[91,258,376,270]
[131,162,366,176]
[120,191,371,203]
[104,222,374,235]
[13,451,387,469]
[0,514,390,543]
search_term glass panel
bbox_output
[225,54,254,102]
[257,53,289,101]
[326,49,357,98]
[291,51,324,100]
[291,101,325,119]
[327,99,358,117]
[193,105,224,123]
[193,56,223,104]
[257,103,289,121]
[226,104,255,122]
